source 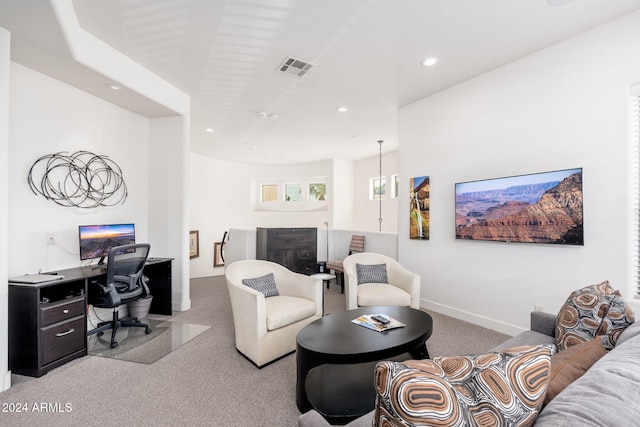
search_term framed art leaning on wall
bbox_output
[189,230,200,258]
[214,242,224,267]
[455,168,583,245]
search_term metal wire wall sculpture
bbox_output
[28,151,128,208]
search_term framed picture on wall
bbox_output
[214,242,224,267]
[189,230,199,258]
[410,176,429,240]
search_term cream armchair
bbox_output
[225,260,322,368]
[343,252,421,310]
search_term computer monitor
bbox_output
[79,223,136,265]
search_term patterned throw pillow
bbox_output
[373,345,553,427]
[242,273,279,297]
[555,281,635,351]
[356,263,388,284]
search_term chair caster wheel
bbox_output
[110,341,119,349]
[97,331,104,337]
[145,327,152,334]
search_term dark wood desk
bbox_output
[296,306,432,424]
[141,258,173,315]
[8,258,173,377]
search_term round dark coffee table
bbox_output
[296,306,433,423]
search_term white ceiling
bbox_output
[3,0,640,164]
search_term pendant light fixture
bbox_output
[378,140,383,232]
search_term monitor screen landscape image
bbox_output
[455,168,583,245]
[79,223,136,261]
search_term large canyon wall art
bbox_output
[455,168,583,245]
[410,176,430,240]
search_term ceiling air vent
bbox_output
[277,56,314,78]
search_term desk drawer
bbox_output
[41,296,85,327]
[41,316,85,366]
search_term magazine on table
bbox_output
[351,314,405,332]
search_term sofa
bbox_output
[299,310,640,426]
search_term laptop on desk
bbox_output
[9,274,65,284]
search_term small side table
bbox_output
[310,273,336,290]
[310,273,336,316]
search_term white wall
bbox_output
[189,154,333,278]
[331,158,355,229]
[0,27,11,392]
[330,229,397,260]
[189,151,400,278]
[8,63,150,275]
[149,116,191,311]
[399,11,640,335]
[355,151,398,233]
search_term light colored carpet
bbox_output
[2,276,510,427]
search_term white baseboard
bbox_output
[420,299,526,337]
[1,370,11,392]
[174,298,191,312]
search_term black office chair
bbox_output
[87,243,152,348]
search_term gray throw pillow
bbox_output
[356,263,388,285]
[242,273,279,297]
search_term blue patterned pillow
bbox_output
[356,263,388,285]
[242,273,279,297]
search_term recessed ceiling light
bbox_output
[269,114,279,121]
[337,107,348,113]
[205,128,214,133]
[420,57,439,67]
[547,0,575,6]
[107,84,121,90]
